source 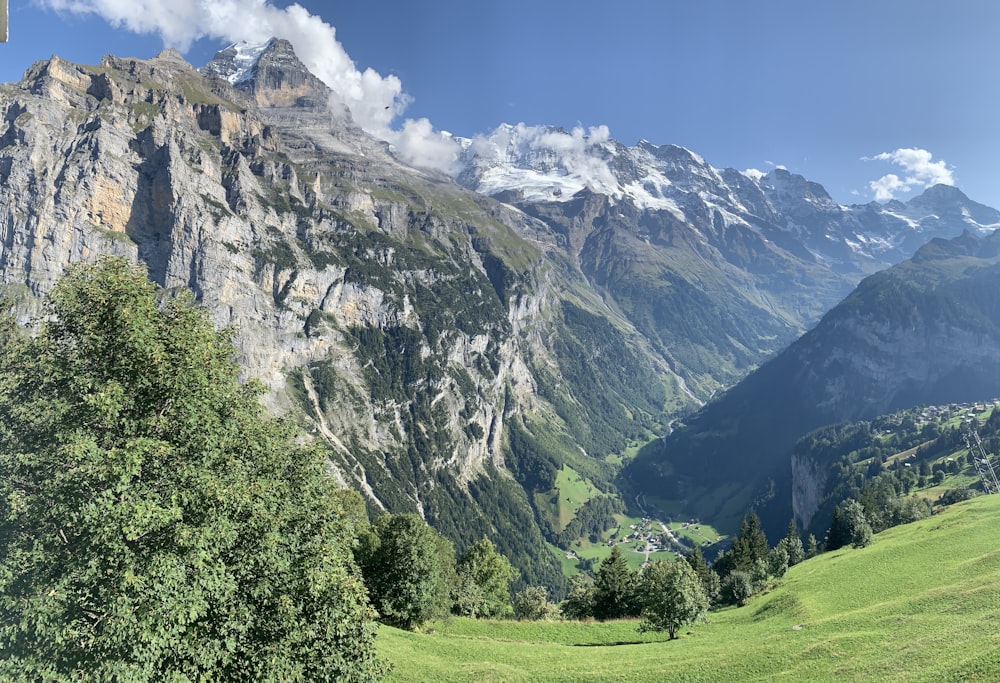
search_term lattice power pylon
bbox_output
[964,430,1000,494]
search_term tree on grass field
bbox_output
[824,505,851,551]
[560,574,596,620]
[638,560,708,639]
[357,513,457,630]
[721,570,754,607]
[778,519,805,567]
[826,499,872,550]
[685,545,721,606]
[512,586,557,621]
[453,537,519,618]
[0,258,386,681]
[842,499,873,548]
[591,545,640,620]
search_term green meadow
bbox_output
[379,494,1000,681]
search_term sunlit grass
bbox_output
[379,495,1000,681]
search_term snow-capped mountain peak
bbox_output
[452,124,1000,272]
[200,39,271,85]
[453,124,730,214]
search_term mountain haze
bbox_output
[1,38,998,585]
[453,123,1000,397]
[627,229,1000,537]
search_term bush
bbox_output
[722,571,755,607]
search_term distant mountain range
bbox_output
[1,37,998,584]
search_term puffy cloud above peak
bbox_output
[465,123,618,194]
[863,148,954,201]
[37,0,456,171]
[388,118,461,175]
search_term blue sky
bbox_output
[3,1,1000,208]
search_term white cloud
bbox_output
[863,147,954,201]
[461,123,618,198]
[38,0,459,171]
[388,118,460,175]
[868,173,909,202]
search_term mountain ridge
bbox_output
[626,228,1000,538]
[1,38,999,586]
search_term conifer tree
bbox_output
[806,534,820,558]
[779,519,805,567]
[728,511,769,573]
[685,545,721,606]
[825,505,852,551]
[592,545,639,620]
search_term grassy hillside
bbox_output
[378,494,1000,681]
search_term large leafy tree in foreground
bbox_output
[357,513,457,630]
[638,560,708,639]
[0,258,386,681]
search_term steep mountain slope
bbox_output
[0,41,678,589]
[627,229,1000,537]
[2,38,999,588]
[454,124,1000,396]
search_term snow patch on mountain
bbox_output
[457,123,618,199]
[226,41,270,84]
[456,124,710,215]
[200,40,271,85]
[452,122,1000,271]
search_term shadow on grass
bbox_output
[572,640,655,647]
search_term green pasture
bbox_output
[667,520,724,547]
[553,465,600,529]
[379,494,1000,681]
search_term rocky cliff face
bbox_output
[0,43,594,587]
[3,39,999,584]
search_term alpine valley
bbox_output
[2,38,998,590]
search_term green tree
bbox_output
[806,534,819,558]
[358,513,457,630]
[560,574,595,620]
[512,586,556,621]
[767,544,789,578]
[842,499,873,548]
[0,258,385,681]
[734,512,770,571]
[721,570,754,607]
[638,560,708,639]
[452,537,519,618]
[713,512,770,586]
[824,505,852,551]
[715,511,769,578]
[685,545,721,606]
[591,545,640,620]
[779,519,805,567]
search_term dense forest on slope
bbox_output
[791,401,1000,540]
